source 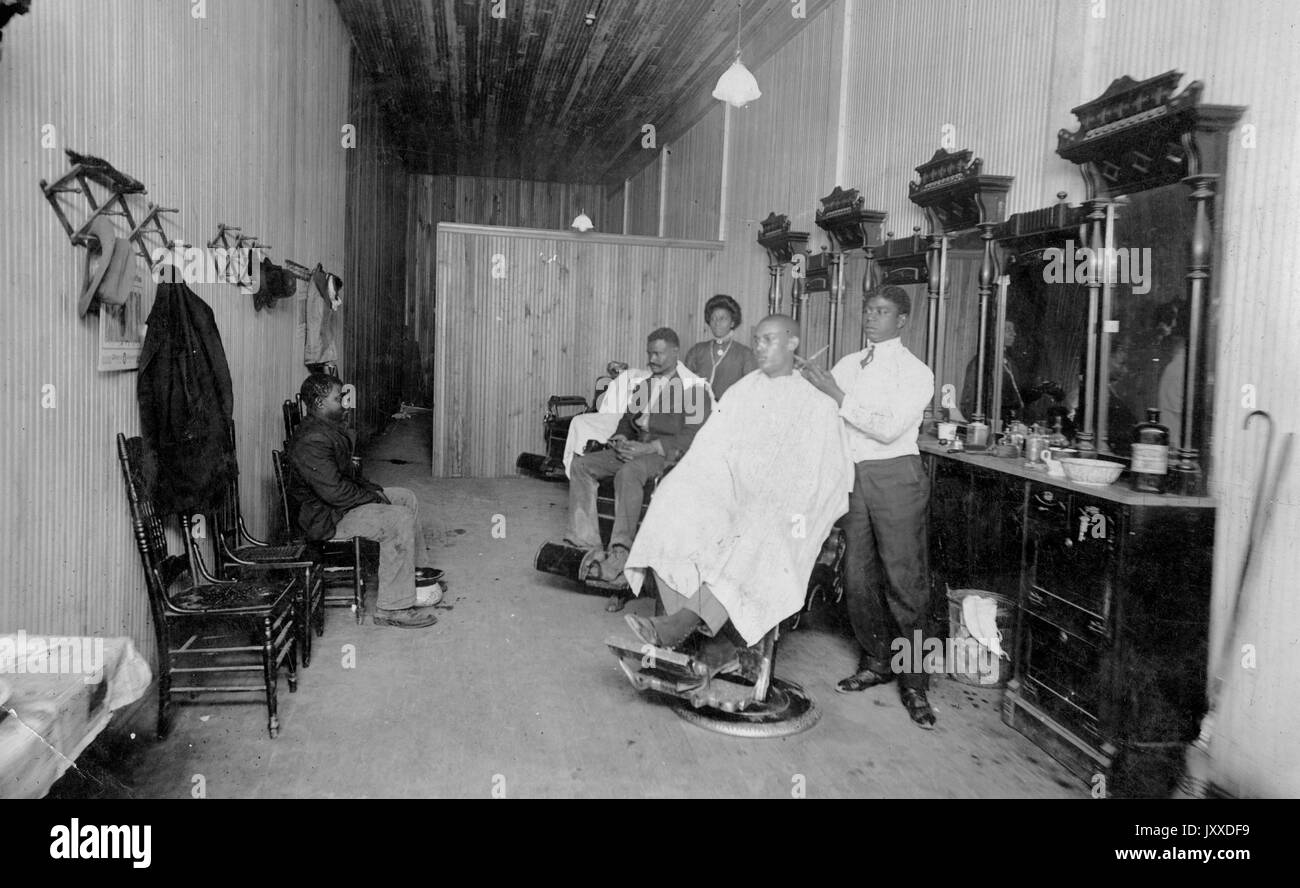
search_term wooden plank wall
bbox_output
[405,174,618,407]
[344,60,415,434]
[0,0,354,664]
[631,0,1300,796]
[433,223,722,477]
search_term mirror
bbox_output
[1100,185,1194,455]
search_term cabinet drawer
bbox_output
[1020,613,1105,734]
[1024,584,1110,641]
[1028,486,1119,615]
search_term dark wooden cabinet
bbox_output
[923,445,1215,797]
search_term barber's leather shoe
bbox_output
[835,668,894,693]
[900,688,937,730]
[373,607,439,628]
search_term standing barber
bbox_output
[800,286,937,729]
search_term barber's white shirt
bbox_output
[830,337,934,462]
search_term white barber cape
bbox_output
[563,362,708,477]
[624,370,853,645]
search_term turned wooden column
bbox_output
[828,251,844,365]
[860,242,879,351]
[766,261,783,316]
[1169,173,1217,496]
[924,233,943,421]
[972,222,997,426]
[1075,201,1107,456]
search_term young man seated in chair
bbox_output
[621,316,853,673]
[561,327,713,587]
[288,372,445,629]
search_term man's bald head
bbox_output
[753,314,800,376]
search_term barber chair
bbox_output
[604,624,821,738]
[783,524,846,631]
[516,368,618,480]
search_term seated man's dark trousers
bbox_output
[566,449,665,550]
[841,454,932,690]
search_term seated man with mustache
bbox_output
[562,328,713,590]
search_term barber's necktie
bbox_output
[860,342,875,368]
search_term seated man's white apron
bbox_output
[624,370,853,645]
[562,363,709,478]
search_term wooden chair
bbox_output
[117,434,298,740]
[272,448,366,624]
[210,424,325,667]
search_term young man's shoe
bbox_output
[415,567,444,584]
[373,607,439,628]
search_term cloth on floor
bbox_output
[624,370,853,645]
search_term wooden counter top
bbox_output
[919,437,1217,509]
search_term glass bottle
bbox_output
[1048,416,1070,449]
[1004,411,1028,454]
[1130,408,1170,494]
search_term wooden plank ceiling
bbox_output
[335,0,833,185]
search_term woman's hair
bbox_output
[300,372,342,409]
[704,293,742,329]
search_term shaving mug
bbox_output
[1041,448,1068,477]
[937,421,958,444]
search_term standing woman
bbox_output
[684,294,758,401]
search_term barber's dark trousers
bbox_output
[842,455,932,691]
[567,449,666,550]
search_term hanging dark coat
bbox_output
[136,278,236,514]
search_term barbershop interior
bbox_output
[1,0,1298,801]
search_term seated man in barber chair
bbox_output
[561,359,708,480]
[561,327,712,587]
[619,315,853,682]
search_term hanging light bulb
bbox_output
[571,210,594,232]
[712,58,761,108]
[712,0,760,108]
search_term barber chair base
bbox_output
[604,634,821,738]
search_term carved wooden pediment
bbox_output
[908,148,1014,234]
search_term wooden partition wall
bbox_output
[433,223,723,477]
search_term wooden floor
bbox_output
[80,415,1085,799]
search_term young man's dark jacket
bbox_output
[287,414,385,540]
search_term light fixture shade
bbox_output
[571,212,594,232]
[712,59,761,108]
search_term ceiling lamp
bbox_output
[712,1,760,108]
[571,210,594,232]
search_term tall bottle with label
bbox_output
[1130,408,1170,493]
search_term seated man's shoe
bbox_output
[415,582,444,607]
[835,667,894,694]
[373,607,439,628]
[625,609,703,649]
[900,687,937,730]
[594,544,630,583]
[415,567,444,584]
